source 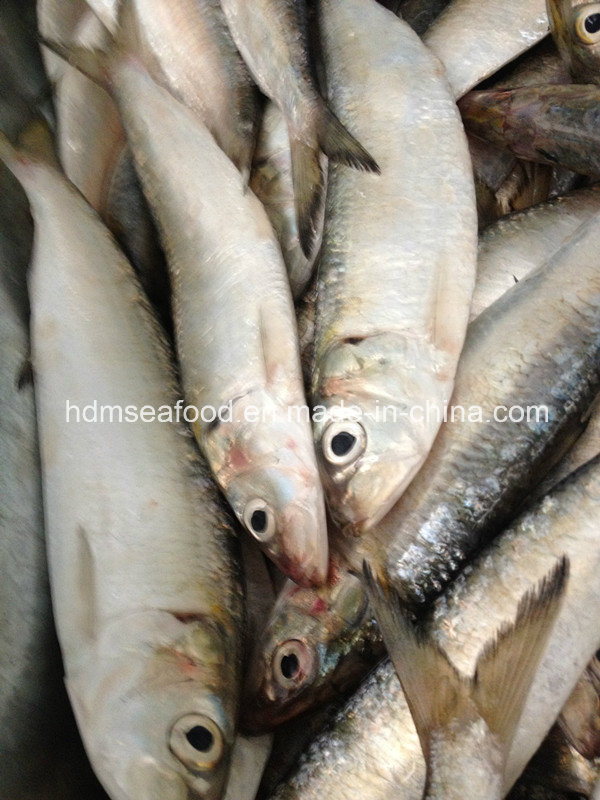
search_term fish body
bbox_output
[460,84,600,177]
[547,0,600,82]
[268,456,600,800]
[312,0,477,531]
[367,212,600,607]
[104,57,328,585]
[423,0,549,99]
[472,185,600,320]
[1,140,244,800]
[117,0,260,178]
[219,0,378,255]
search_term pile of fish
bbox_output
[2,0,600,799]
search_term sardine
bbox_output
[423,0,549,99]
[0,136,245,800]
[558,652,600,760]
[459,84,600,177]
[267,455,600,800]
[51,45,330,585]
[241,569,383,732]
[250,102,323,300]
[547,0,600,82]
[366,211,600,607]
[312,0,477,531]
[219,0,378,256]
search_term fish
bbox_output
[37,0,88,82]
[312,0,477,531]
[558,651,600,761]
[0,135,245,800]
[423,0,550,99]
[365,560,567,800]
[472,185,600,320]
[54,8,171,328]
[45,39,330,585]
[267,455,600,800]
[219,0,379,256]
[365,210,600,607]
[547,0,600,82]
[250,101,323,300]
[459,84,600,177]
[241,568,384,732]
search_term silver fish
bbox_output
[547,0,600,82]
[0,136,245,800]
[312,0,477,532]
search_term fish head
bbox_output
[547,0,600,82]
[68,613,239,800]
[241,570,381,732]
[313,335,450,531]
[202,392,328,587]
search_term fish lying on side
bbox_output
[367,210,600,607]
[0,136,245,800]
[547,0,600,82]
[365,560,567,800]
[219,0,379,256]
[267,455,600,800]
[312,0,477,531]
[44,37,330,585]
[459,84,600,178]
[423,0,550,99]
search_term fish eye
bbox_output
[574,5,600,44]
[272,640,315,690]
[243,499,276,542]
[169,714,223,772]
[321,420,366,467]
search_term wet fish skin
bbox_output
[268,456,600,800]
[364,211,600,608]
[312,0,477,532]
[219,0,378,256]
[459,84,600,177]
[117,0,261,178]
[0,138,245,800]
[241,568,384,733]
[423,0,549,99]
[547,0,600,83]
[250,101,323,300]
[103,57,328,586]
[472,185,600,320]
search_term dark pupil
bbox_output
[331,431,356,457]
[280,653,300,680]
[585,13,600,33]
[250,509,267,533]
[186,725,214,753]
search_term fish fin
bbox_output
[472,557,569,747]
[316,101,380,174]
[363,561,469,758]
[289,135,324,258]
[38,37,112,91]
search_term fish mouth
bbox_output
[270,501,329,587]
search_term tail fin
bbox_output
[289,136,325,258]
[316,102,380,174]
[363,557,568,758]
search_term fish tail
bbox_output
[363,557,569,758]
[315,101,380,174]
[38,37,113,91]
[289,135,325,258]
